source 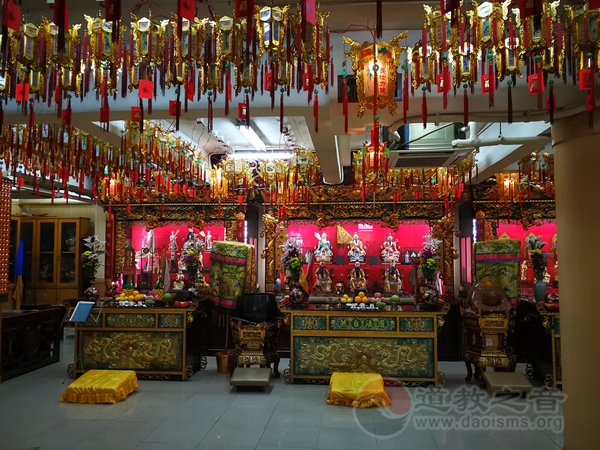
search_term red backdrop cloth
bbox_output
[286,222,430,294]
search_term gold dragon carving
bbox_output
[432,214,460,289]
[82,333,179,369]
[115,221,128,272]
[260,214,279,290]
[298,339,430,374]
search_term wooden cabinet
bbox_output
[15,217,90,304]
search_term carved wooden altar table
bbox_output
[281,307,450,386]
[71,307,199,380]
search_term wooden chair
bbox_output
[462,309,517,385]
[230,319,281,377]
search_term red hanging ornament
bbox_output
[421,87,427,128]
[342,76,348,133]
[547,81,555,124]
[463,84,469,125]
[313,89,319,132]
[280,90,284,133]
[507,81,513,124]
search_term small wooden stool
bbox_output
[60,370,138,404]
[482,372,533,394]
[230,367,272,388]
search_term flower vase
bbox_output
[533,279,547,303]
[421,269,436,284]
[288,276,307,308]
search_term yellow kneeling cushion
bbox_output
[327,372,391,408]
[60,370,139,404]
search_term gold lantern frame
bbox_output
[343,31,407,117]
[411,41,437,89]
[424,5,457,53]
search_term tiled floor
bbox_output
[0,344,564,450]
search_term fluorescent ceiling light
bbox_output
[238,125,266,151]
[228,151,292,160]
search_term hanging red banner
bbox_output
[178,0,196,22]
[2,1,20,32]
[235,0,255,18]
[169,100,181,116]
[138,80,153,99]
[131,106,142,122]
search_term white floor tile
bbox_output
[0,346,565,450]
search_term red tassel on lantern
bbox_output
[536,56,543,109]
[376,0,382,39]
[508,81,513,124]
[547,81,555,124]
[402,68,409,124]
[421,89,427,128]
[463,86,469,124]
[208,96,213,131]
[225,68,231,116]
[342,77,348,133]
[313,90,319,132]
[280,92,284,133]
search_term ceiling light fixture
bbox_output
[237,125,267,151]
[228,151,292,160]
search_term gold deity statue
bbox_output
[313,262,333,294]
[383,263,403,295]
[348,262,368,293]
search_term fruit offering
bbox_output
[390,294,401,303]
[340,294,351,303]
[153,289,164,300]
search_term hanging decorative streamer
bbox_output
[421,87,427,128]
[463,84,469,125]
[507,81,513,124]
[280,89,284,133]
[376,0,383,39]
[313,89,319,132]
[548,80,554,124]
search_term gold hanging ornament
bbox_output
[343,32,407,117]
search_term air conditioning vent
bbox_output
[391,150,469,168]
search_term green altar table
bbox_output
[70,307,197,380]
[282,306,450,386]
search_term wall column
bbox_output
[553,110,600,449]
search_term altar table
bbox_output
[71,307,196,380]
[282,307,449,386]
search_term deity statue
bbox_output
[381,233,401,263]
[520,259,529,282]
[314,232,333,264]
[205,230,213,251]
[383,263,403,295]
[347,232,366,263]
[173,270,186,290]
[348,262,368,293]
[168,230,179,253]
[169,251,178,273]
[183,227,197,251]
[313,262,333,294]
